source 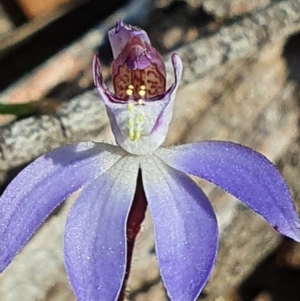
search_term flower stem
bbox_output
[118,170,147,301]
[0,100,59,117]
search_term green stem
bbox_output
[0,100,59,117]
[0,103,35,116]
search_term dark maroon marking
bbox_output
[116,171,147,301]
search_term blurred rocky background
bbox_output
[1,0,300,300]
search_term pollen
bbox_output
[137,114,143,122]
[138,85,146,98]
[126,98,144,142]
[128,128,142,141]
[127,103,134,111]
[128,118,134,127]
[138,90,146,97]
[126,89,133,96]
[126,85,134,97]
[129,128,135,141]
[134,130,141,140]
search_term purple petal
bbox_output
[111,35,166,84]
[156,141,300,242]
[108,19,151,59]
[0,142,124,272]
[141,157,218,301]
[64,156,139,301]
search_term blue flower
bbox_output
[0,20,299,301]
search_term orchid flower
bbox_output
[1,19,300,301]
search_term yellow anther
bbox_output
[140,85,146,90]
[138,90,146,97]
[128,118,134,127]
[137,114,143,122]
[138,99,143,105]
[127,103,134,111]
[126,89,133,96]
[129,128,135,141]
[128,84,134,89]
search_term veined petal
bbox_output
[156,141,300,242]
[64,156,139,301]
[0,142,124,272]
[141,157,218,301]
[108,19,151,59]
